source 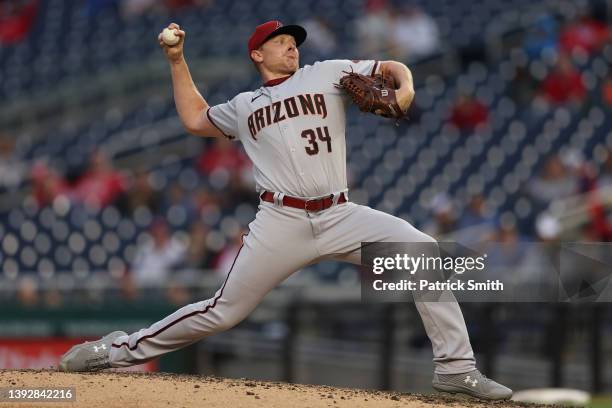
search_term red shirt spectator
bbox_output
[587,195,612,241]
[449,95,489,131]
[30,161,70,208]
[0,0,39,45]
[164,0,211,11]
[197,138,250,176]
[72,151,126,208]
[365,0,388,12]
[602,76,612,107]
[541,55,586,104]
[560,17,608,55]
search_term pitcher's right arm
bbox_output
[158,23,223,138]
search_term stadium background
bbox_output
[1,0,612,404]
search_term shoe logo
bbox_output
[251,93,263,103]
[93,344,107,353]
[464,376,478,387]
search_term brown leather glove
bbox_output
[336,71,406,119]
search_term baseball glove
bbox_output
[335,71,406,120]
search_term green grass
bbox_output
[589,396,612,408]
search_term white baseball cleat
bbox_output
[59,331,127,372]
[432,369,513,400]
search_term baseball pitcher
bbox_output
[60,20,512,400]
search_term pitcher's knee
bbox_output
[200,299,252,333]
[392,222,437,244]
[214,312,245,332]
[416,232,438,245]
[391,224,440,256]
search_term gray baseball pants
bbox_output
[109,200,476,374]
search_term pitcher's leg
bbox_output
[324,203,475,374]
[110,205,319,367]
[110,243,262,367]
[413,301,475,374]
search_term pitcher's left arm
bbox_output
[379,61,415,113]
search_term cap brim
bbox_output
[264,24,307,47]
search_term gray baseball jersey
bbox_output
[109,59,476,375]
[208,59,376,197]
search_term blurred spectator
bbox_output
[600,73,612,109]
[84,0,119,17]
[424,193,457,238]
[587,149,612,241]
[477,221,529,288]
[72,150,126,209]
[17,278,64,308]
[355,0,392,58]
[458,194,497,229]
[0,0,39,45]
[560,149,597,193]
[454,194,497,246]
[184,223,214,270]
[17,276,38,307]
[164,0,213,11]
[197,138,253,202]
[486,221,527,269]
[540,54,586,105]
[30,161,69,208]
[43,288,63,308]
[524,14,559,59]
[192,186,222,222]
[388,6,440,62]
[0,134,25,190]
[587,194,612,242]
[121,0,212,17]
[120,0,159,18]
[515,214,562,289]
[213,232,243,278]
[527,155,578,208]
[117,168,162,216]
[161,182,198,224]
[525,214,600,302]
[300,17,338,59]
[197,138,250,177]
[449,94,489,131]
[127,218,187,289]
[165,282,191,305]
[597,149,612,189]
[559,14,608,56]
[510,66,539,108]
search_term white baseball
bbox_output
[162,28,180,46]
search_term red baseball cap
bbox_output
[248,20,307,56]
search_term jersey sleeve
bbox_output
[207,96,239,140]
[320,59,380,84]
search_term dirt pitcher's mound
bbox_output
[0,370,553,408]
